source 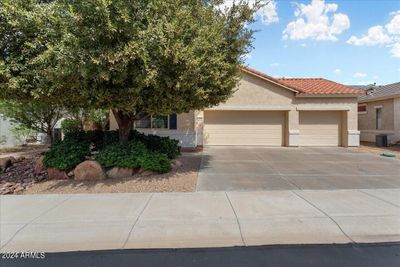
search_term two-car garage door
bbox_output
[203,110,342,146]
[204,111,285,146]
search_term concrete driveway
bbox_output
[197,146,400,191]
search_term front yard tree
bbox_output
[0,101,64,143]
[0,0,261,141]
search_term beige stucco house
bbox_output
[358,82,400,144]
[110,66,364,148]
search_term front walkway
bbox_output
[1,189,399,252]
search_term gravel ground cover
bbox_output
[22,154,201,194]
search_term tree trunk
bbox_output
[46,126,54,144]
[112,109,135,141]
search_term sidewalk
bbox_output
[1,189,399,253]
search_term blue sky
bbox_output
[243,0,400,85]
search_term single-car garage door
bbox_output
[299,111,342,146]
[203,110,285,146]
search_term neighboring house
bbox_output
[0,118,22,148]
[358,82,400,144]
[110,66,364,148]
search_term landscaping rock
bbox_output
[47,168,69,180]
[138,168,158,176]
[0,154,49,194]
[14,186,25,194]
[34,156,46,175]
[74,160,106,181]
[107,167,135,179]
[0,157,12,171]
[170,159,182,171]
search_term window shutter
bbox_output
[169,114,177,130]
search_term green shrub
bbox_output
[139,152,171,173]
[130,130,180,159]
[61,119,82,135]
[95,141,147,169]
[95,140,172,173]
[62,130,180,159]
[43,139,90,171]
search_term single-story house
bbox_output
[358,82,400,144]
[110,66,364,148]
[0,118,21,148]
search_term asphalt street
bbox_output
[2,242,400,267]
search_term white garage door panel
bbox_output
[204,111,285,146]
[299,111,341,147]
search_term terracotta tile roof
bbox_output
[241,66,365,95]
[277,78,365,95]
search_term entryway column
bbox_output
[287,109,299,146]
[195,110,204,146]
[343,110,360,147]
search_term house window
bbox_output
[358,104,367,114]
[135,114,170,129]
[152,115,168,129]
[135,114,151,128]
[376,108,382,130]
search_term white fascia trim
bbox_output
[296,94,361,98]
[205,105,293,111]
[348,130,360,135]
[296,106,350,111]
[241,69,299,93]
[374,105,383,109]
[360,130,395,134]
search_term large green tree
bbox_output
[0,101,64,143]
[0,0,260,141]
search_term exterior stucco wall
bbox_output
[108,72,360,147]
[358,98,398,143]
[294,97,358,131]
[217,73,294,107]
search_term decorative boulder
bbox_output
[74,160,106,181]
[34,156,46,175]
[0,157,12,171]
[107,167,135,179]
[170,159,182,171]
[137,168,158,176]
[47,168,69,180]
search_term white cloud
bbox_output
[300,43,308,47]
[347,26,392,46]
[334,68,341,74]
[218,0,279,25]
[257,0,279,25]
[347,10,400,58]
[372,75,379,80]
[386,11,400,35]
[270,63,280,67]
[353,72,367,78]
[390,43,400,58]
[283,0,350,41]
[242,53,252,60]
